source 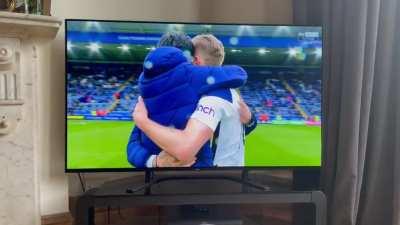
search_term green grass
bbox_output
[245,124,321,167]
[67,120,321,169]
[67,120,134,169]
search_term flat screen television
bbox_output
[66,20,322,172]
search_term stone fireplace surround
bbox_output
[0,12,61,225]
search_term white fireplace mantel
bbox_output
[0,12,61,225]
[0,11,61,39]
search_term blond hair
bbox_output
[192,34,225,66]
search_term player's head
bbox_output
[192,34,225,66]
[157,32,195,60]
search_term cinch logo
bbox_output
[197,104,215,117]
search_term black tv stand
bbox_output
[126,170,270,195]
[75,170,327,225]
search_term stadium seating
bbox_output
[287,78,321,120]
[68,71,321,123]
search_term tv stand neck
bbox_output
[126,170,270,195]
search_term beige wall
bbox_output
[43,0,292,216]
[199,0,293,24]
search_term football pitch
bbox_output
[67,120,321,169]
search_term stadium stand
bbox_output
[67,64,140,120]
[67,67,321,124]
[287,78,321,119]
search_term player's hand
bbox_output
[238,98,252,124]
[133,96,148,128]
[155,151,195,167]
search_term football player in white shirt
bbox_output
[134,34,256,167]
[191,89,244,166]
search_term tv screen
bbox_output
[66,20,322,171]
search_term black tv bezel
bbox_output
[64,19,324,173]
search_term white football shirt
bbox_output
[191,89,244,167]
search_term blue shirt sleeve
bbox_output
[126,126,152,169]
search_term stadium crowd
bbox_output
[67,69,321,123]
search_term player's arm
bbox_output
[138,118,212,163]
[238,97,257,135]
[155,151,196,167]
[126,126,191,168]
[243,112,257,135]
[126,126,153,168]
[133,96,221,163]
